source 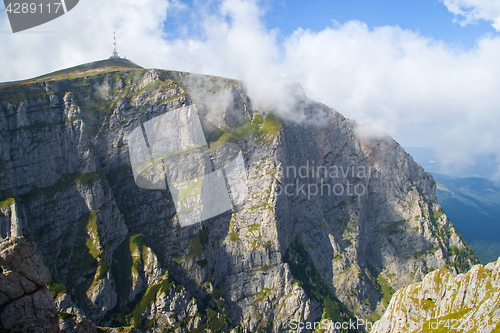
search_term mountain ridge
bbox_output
[0,60,478,332]
[0,58,143,89]
[372,257,500,333]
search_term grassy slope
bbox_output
[0,58,143,88]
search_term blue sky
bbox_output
[272,1,493,47]
[1,0,500,177]
[163,0,497,49]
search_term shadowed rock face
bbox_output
[0,237,59,333]
[0,61,478,332]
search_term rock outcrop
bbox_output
[0,59,478,332]
[371,258,500,332]
[0,236,59,332]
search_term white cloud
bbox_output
[280,22,500,165]
[0,0,169,80]
[1,0,500,177]
[441,0,500,31]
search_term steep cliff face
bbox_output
[0,237,59,332]
[371,258,500,333]
[273,105,478,322]
[0,59,477,332]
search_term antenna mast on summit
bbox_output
[110,32,121,59]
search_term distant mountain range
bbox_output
[406,147,500,264]
[406,147,499,179]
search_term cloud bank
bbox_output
[441,0,500,31]
[1,0,500,177]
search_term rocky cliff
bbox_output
[0,58,478,332]
[0,236,59,332]
[371,258,500,332]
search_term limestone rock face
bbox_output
[371,258,500,333]
[0,237,59,333]
[0,60,478,332]
[0,199,24,238]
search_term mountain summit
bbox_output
[0,58,142,89]
[0,60,478,332]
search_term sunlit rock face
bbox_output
[0,59,477,332]
[371,258,500,333]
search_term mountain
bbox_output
[371,258,500,333]
[434,175,500,264]
[0,58,143,89]
[404,147,500,264]
[0,59,477,332]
